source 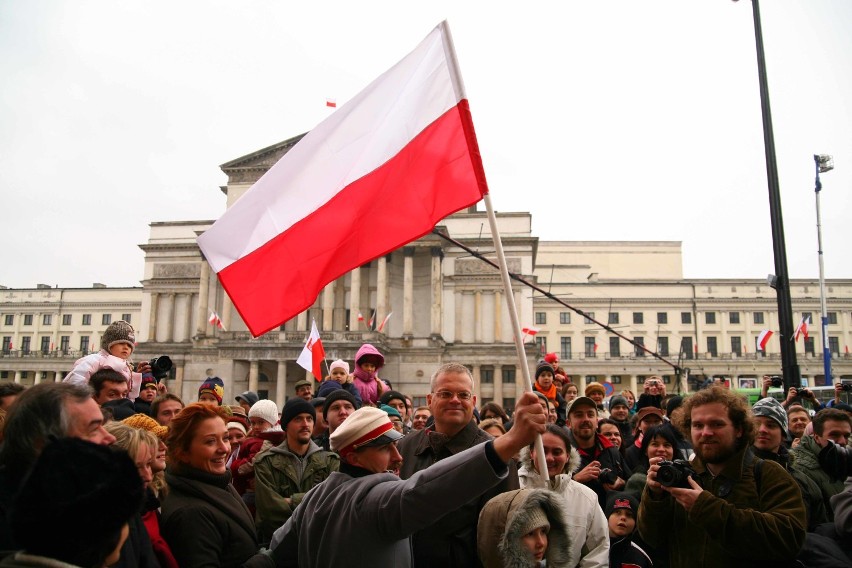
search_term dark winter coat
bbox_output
[753,444,828,530]
[790,434,845,521]
[567,430,631,508]
[610,535,654,568]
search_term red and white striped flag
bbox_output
[368,310,375,329]
[794,316,810,342]
[297,320,326,380]
[208,311,226,331]
[378,312,393,333]
[357,312,365,322]
[757,329,773,351]
[197,22,487,336]
[326,98,337,108]
[521,326,539,337]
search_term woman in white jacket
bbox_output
[518,424,610,568]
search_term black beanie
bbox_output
[323,389,359,419]
[281,397,316,430]
[535,361,555,381]
[379,390,406,407]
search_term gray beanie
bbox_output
[517,505,550,537]
[752,397,788,436]
[609,395,629,410]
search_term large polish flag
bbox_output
[198,21,487,336]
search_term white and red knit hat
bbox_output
[330,406,403,457]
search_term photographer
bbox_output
[638,386,806,568]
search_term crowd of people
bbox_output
[0,319,851,567]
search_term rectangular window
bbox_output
[40,336,50,354]
[681,312,692,325]
[503,398,516,412]
[3,315,12,326]
[535,312,546,325]
[658,337,669,357]
[608,312,619,325]
[682,337,694,359]
[705,312,716,324]
[23,315,33,326]
[502,368,516,384]
[584,312,595,325]
[828,312,838,325]
[42,314,52,326]
[633,312,644,324]
[802,312,812,322]
[585,337,596,357]
[121,314,132,323]
[729,312,740,324]
[559,312,571,324]
[657,312,668,324]
[80,336,90,353]
[21,336,31,354]
[633,336,645,357]
[2,337,10,353]
[829,337,840,355]
[82,314,92,325]
[102,314,112,325]
[560,337,572,360]
[60,336,70,353]
[610,337,620,357]
[62,314,72,325]
[707,336,718,357]
[535,336,547,354]
[481,368,494,384]
[805,337,815,355]
[731,336,742,355]
[753,312,764,325]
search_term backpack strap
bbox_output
[743,447,764,494]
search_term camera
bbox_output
[800,388,813,398]
[840,383,852,393]
[770,376,783,388]
[818,440,851,482]
[148,356,173,381]
[657,459,698,489]
[598,467,619,485]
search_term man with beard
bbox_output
[567,396,630,508]
[253,397,339,543]
[638,386,807,568]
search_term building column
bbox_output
[322,281,335,331]
[14,371,21,384]
[454,291,464,341]
[173,364,184,400]
[430,247,443,335]
[249,360,259,394]
[196,260,211,336]
[403,247,415,336]
[164,293,176,342]
[494,290,503,342]
[472,364,481,402]
[494,365,504,407]
[148,292,159,342]
[376,256,388,329]
[474,290,482,343]
[349,267,361,330]
[629,375,638,398]
[184,294,195,342]
[34,371,43,385]
[221,294,234,332]
[54,371,62,382]
[297,311,307,332]
[276,361,288,408]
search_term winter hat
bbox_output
[294,379,312,392]
[535,361,555,381]
[281,397,316,430]
[516,504,551,537]
[323,388,360,419]
[330,406,403,457]
[101,320,136,353]
[380,404,402,420]
[122,413,169,440]
[235,391,259,408]
[198,376,224,405]
[544,352,559,365]
[140,377,158,391]
[584,382,606,397]
[101,399,137,421]
[227,406,250,431]
[635,406,665,424]
[379,390,406,408]
[329,360,350,375]
[10,438,144,565]
[752,397,788,436]
[227,421,247,436]
[249,399,279,427]
[605,492,639,518]
[609,395,629,410]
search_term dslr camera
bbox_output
[598,468,619,485]
[656,459,698,489]
[818,440,850,482]
[840,383,852,393]
[770,376,783,388]
[147,356,173,382]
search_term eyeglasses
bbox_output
[433,390,473,401]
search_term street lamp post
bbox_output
[814,154,834,386]
[740,0,800,391]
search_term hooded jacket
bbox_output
[253,439,339,542]
[478,488,572,568]
[517,446,609,568]
[352,344,388,405]
[790,434,845,521]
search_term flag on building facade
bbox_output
[296,320,326,380]
[378,312,393,332]
[521,326,539,340]
[197,21,488,336]
[794,316,810,342]
[368,310,375,329]
[357,312,365,322]
[757,329,773,351]
[209,311,226,331]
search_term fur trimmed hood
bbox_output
[478,488,572,567]
[517,444,582,491]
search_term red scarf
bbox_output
[534,382,559,407]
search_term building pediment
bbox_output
[220,133,307,184]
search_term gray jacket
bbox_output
[270,440,510,568]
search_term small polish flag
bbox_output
[378,312,393,333]
[846,345,850,354]
[794,316,810,342]
[593,342,599,352]
[209,311,226,331]
[326,98,337,108]
[357,312,365,322]
[757,329,773,351]
[297,320,326,380]
[368,310,375,329]
[521,326,539,337]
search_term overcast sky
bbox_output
[2,0,850,290]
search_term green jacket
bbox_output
[790,434,845,521]
[253,439,339,542]
[637,444,806,568]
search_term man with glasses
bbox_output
[397,362,520,568]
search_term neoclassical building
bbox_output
[2,134,851,409]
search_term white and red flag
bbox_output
[378,312,393,333]
[794,316,810,342]
[521,326,539,339]
[368,310,376,329]
[297,320,326,380]
[326,98,337,108]
[208,311,226,331]
[197,21,487,336]
[757,329,773,351]
[357,312,365,322]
